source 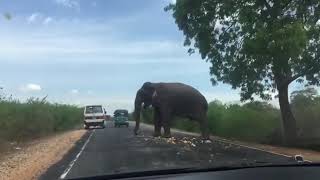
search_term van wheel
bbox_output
[84,125,89,130]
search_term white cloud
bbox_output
[70,89,79,94]
[43,17,53,25]
[0,36,189,63]
[54,0,80,11]
[203,91,240,104]
[20,83,42,92]
[27,13,41,23]
[26,13,53,25]
[62,95,134,113]
[0,13,195,64]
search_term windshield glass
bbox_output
[85,106,103,114]
[114,110,128,117]
[0,0,319,180]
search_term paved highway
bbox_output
[40,121,293,179]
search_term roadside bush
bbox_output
[208,101,281,143]
[290,88,320,139]
[0,97,82,141]
[172,117,200,133]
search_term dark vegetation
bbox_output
[0,96,83,142]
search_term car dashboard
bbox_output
[68,164,320,180]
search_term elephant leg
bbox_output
[160,107,172,138]
[163,123,171,138]
[193,112,210,140]
[199,116,210,140]
[153,107,161,137]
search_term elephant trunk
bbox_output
[133,90,143,135]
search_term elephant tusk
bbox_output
[152,90,157,98]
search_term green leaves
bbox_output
[271,22,307,59]
[166,0,320,101]
[0,97,82,141]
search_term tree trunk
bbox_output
[278,85,297,145]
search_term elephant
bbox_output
[133,82,210,139]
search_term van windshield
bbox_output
[85,106,103,114]
[114,110,128,117]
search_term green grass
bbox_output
[0,97,83,141]
[207,101,281,143]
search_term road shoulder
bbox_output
[0,129,87,180]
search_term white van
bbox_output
[84,105,106,129]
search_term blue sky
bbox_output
[0,0,305,113]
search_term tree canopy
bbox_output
[166,0,320,101]
[166,0,320,144]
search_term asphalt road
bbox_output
[41,121,293,180]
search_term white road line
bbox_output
[214,138,292,158]
[60,129,95,179]
[214,138,313,163]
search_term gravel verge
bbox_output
[0,130,86,180]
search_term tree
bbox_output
[291,87,318,107]
[243,101,275,111]
[290,87,320,138]
[166,0,320,144]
